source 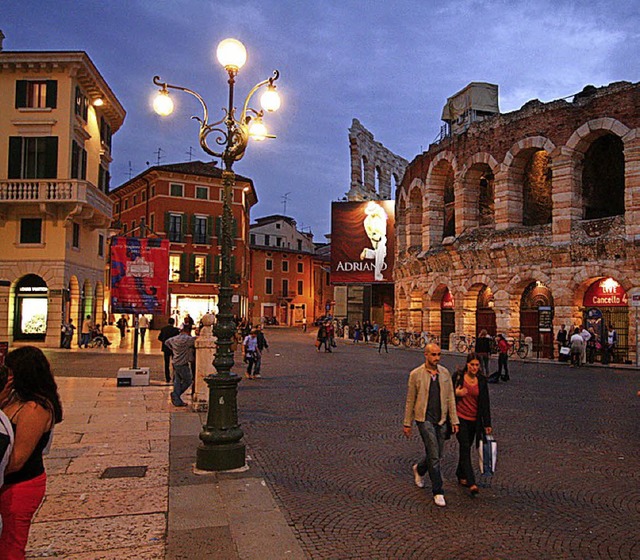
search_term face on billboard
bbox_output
[331,201,395,283]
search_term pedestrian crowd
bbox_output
[556,322,617,367]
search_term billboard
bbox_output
[110,237,170,314]
[331,200,395,284]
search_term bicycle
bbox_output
[391,329,409,347]
[508,337,529,359]
[456,334,476,353]
[405,331,423,348]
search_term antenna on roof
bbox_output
[281,192,291,215]
[186,146,195,161]
[153,147,165,166]
[127,161,133,180]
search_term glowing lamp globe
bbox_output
[153,91,174,116]
[248,120,268,141]
[217,38,247,70]
[260,86,281,112]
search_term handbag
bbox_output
[559,346,570,356]
[314,340,321,348]
[479,434,497,475]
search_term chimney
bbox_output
[0,30,5,52]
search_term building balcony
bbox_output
[0,179,113,228]
[278,290,297,301]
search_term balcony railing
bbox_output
[0,179,113,224]
[278,290,296,300]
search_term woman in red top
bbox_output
[452,353,492,495]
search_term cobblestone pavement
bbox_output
[239,329,640,560]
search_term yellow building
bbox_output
[0,49,125,347]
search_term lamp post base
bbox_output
[196,440,246,471]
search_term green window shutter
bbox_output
[46,80,58,108]
[8,137,22,179]
[215,216,222,238]
[164,212,171,237]
[207,216,214,244]
[205,255,212,282]
[231,218,238,241]
[180,213,187,242]
[81,148,87,180]
[15,81,27,108]
[44,137,58,178]
[189,254,196,282]
[180,253,188,282]
[214,255,221,283]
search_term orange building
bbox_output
[108,161,256,325]
[249,215,333,326]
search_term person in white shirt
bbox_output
[242,330,260,379]
[580,325,591,366]
[570,328,585,368]
[138,315,150,345]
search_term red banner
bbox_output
[583,278,628,308]
[110,237,169,314]
[331,201,395,283]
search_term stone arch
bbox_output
[396,285,410,329]
[94,281,105,325]
[396,197,407,252]
[426,151,457,244]
[459,152,499,231]
[502,136,556,226]
[407,183,424,250]
[68,276,80,337]
[348,119,408,200]
[564,118,629,221]
[81,278,94,325]
[460,275,498,336]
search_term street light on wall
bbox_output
[153,38,281,471]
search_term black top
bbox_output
[158,325,180,351]
[425,375,441,423]
[5,425,50,485]
[475,336,492,353]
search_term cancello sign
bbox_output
[583,278,628,308]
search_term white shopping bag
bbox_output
[479,435,497,475]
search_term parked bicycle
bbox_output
[456,334,476,353]
[508,336,529,359]
[391,329,410,347]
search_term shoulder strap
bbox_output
[9,403,26,422]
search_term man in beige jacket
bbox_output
[403,343,459,507]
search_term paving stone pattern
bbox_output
[240,330,640,560]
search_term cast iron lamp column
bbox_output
[153,38,281,471]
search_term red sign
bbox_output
[583,278,628,308]
[110,237,169,314]
[441,289,455,309]
[331,201,395,283]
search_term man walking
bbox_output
[165,324,195,407]
[62,318,76,349]
[403,343,459,507]
[378,325,389,353]
[253,326,269,378]
[80,315,93,348]
[158,318,180,383]
[243,329,260,379]
[138,314,150,345]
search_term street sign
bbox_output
[630,293,640,307]
[538,306,553,332]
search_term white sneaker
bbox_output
[433,494,446,507]
[412,464,425,488]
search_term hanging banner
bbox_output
[331,201,395,283]
[583,278,628,308]
[110,237,169,314]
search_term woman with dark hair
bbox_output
[0,346,63,559]
[452,353,492,496]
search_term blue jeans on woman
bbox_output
[415,421,445,495]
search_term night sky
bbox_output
[3,0,638,239]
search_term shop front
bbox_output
[170,294,219,327]
[13,274,48,342]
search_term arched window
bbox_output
[522,150,552,226]
[408,188,423,249]
[443,168,455,237]
[582,134,624,219]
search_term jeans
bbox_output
[162,350,172,382]
[456,418,477,486]
[378,339,388,352]
[415,421,445,495]
[172,363,193,405]
[498,353,509,378]
[80,333,90,348]
[252,353,263,375]
[140,328,147,344]
[0,472,47,559]
[478,353,490,376]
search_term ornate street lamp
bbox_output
[153,38,281,471]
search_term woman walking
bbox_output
[452,353,492,496]
[0,346,63,559]
[474,329,492,376]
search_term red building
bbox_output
[249,215,333,326]
[108,161,256,325]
